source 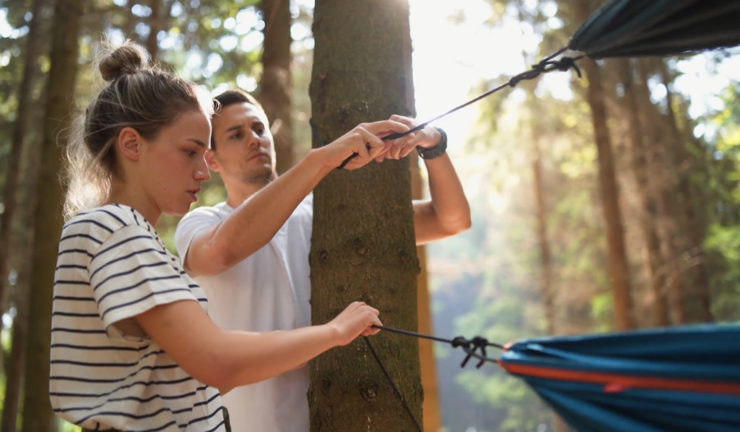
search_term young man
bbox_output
[175,90,470,432]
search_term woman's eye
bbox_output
[255,128,264,136]
[186,150,197,157]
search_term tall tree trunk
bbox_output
[656,61,713,323]
[122,0,137,40]
[525,91,566,432]
[259,0,294,175]
[574,0,634,331]
[404,19,440,432]
[528,108,556,337]
[21,0,83,430]
[616,59,669,327]
[2,125,43,432]
[411,155,441,432]
[0,0,45,363]
[634,59,686,324]
[308,1,422,431]
[146,0,162,60]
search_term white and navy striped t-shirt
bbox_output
[50,204,226,432]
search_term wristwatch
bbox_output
[416,127,447,160]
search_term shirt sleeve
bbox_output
[89,225,197,334]
[174,207,222,272]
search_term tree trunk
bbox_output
[656,61,713,323]
[529,115,556,337]
[308,1,422,431]
[632,59,686,325]
[574,0,634,331]
[122,0,137,40]
[21,0,83,430]
[146,0,162,61]
[259,0,294,175]
[2,124,43,432]
[403,14,440,432]
[616,59,669,327]
[0,0,45,360]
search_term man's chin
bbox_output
[242,168,275,186]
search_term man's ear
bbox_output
[118,127,143,161]
[205,149,221,172]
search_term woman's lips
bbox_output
[187,189,200,202]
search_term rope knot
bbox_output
[451,336,469,348]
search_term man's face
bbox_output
[207,102,276,186]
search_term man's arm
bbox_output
[381,115,471,245]
[183,120,411,277]
[413,152,471,245]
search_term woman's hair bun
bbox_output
[98,42,149,82]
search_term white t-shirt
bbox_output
[175,195,313,432]
[50,204,226,432]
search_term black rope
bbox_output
[372,325,503,368]
[363,337,424,432]
[363,326,505,432]
[310,48,584,169]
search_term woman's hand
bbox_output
[317,120,413,170]
[376,115,441,161]
[327,301,382,346]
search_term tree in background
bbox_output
[259,0,294,174]
[20,0,83,430]
[308,0,422,430]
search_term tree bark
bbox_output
[631,59,686,325]
[146,0,162,61]
[574,0,634,331]
[616,59,669,327]
[21,0,83,430]
[2,123,43,432]
[259,0,294,175]
[0,0,45,351]
[528,109,556,337]
[308,1,422,431]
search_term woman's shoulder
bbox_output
[62,204,159,244]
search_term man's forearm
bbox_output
[414,153,471,244]
[186,149,332,275]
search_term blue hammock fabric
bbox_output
[498,325,740,432]
[569,0,740,59]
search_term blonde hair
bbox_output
[64,40,211,220]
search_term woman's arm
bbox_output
[134,300,381,391]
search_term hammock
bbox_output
[366,3,740,431]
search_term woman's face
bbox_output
[140,110,212,216]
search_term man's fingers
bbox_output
[363,120,410,136]
[357,128,385,159]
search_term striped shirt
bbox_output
[50,204,226,432]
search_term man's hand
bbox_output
[376,115,441,161]
[318,120,414,170]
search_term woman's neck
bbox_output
[106,179,161,226]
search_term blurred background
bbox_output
[1,0,739,431]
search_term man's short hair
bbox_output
[211,89,265,150]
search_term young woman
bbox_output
[51,41,407,432]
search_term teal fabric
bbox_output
[569,0,740,58]
[500,325,740,432]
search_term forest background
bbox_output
[1,0,739,431]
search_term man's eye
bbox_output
[255,127,264,135]
[231,132,243,139]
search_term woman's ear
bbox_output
[204,149,221,172]
[118,127,143,161]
